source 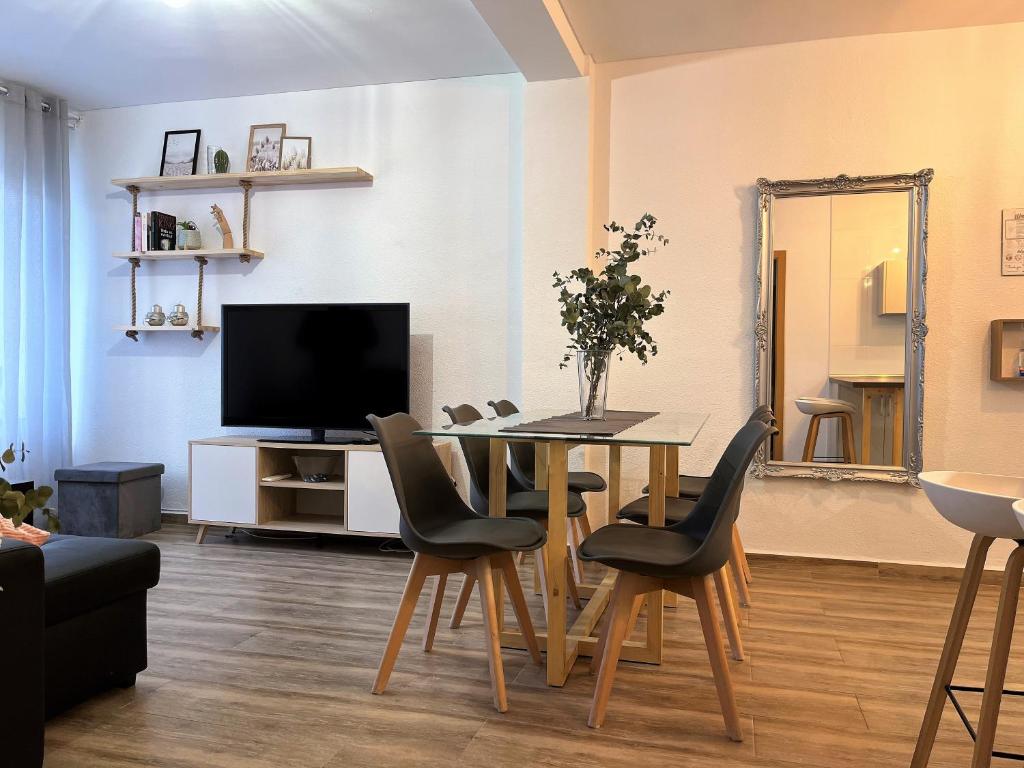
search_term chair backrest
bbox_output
[367,412,475,552]
[487,399,535,489]
[442,403,527,515]
[669,420,776,574]
[750,404,775,425]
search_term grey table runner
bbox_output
[500,410,659,437]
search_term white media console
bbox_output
[187,436,452,543]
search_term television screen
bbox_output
[221,303,410,432]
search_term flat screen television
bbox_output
[221,303,410,442]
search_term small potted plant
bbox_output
[553,213,670,420]
[1,442,58,531]
[176,220,201,250]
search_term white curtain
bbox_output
[0,83,72,485]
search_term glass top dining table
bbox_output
[413,408,709,446]
[416,408,710,687]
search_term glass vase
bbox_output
[578,349,612,420]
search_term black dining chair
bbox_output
[579,419,776,739]
[367,412,546,714]
[487,398,606,583]
[632,404,775,606]
[442,403,588,626]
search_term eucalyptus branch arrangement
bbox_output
[553,213,671,417]
[0,442,58,530]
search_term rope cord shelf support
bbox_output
[126,185,141,341]
[192,255,208,340]
[240,179,252,258]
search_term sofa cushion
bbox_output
[42,535,160,626]
[0,517,52,546]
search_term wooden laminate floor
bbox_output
[42,524,1024,767]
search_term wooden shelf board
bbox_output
[112,167,373,191]
[114,324,219,333]
[260,476,346,491]
[259,515,348,535]
[113,248,264,261]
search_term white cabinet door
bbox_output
[190,444,257,524]
[347,450,400,535]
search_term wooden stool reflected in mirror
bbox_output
[795,397,857,463]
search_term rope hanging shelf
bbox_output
[113,166,372,341]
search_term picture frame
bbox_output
[246,123,286,172]
[281,136,312,171]
[160,129,201,177]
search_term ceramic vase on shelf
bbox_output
[168,304,189,326]
[144,304,165,326]
[577,349,611,421]
[176,228,202,250]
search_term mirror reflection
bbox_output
[770,190,910,468]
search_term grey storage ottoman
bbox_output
[54,462,165,538]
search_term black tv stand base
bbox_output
[258,429,378,446]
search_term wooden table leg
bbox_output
[645,445,666,661]
[861,391,874,465]
[533,442,548,595]
[607,445,621,526]
[911,534,994,768]
[663,445,680,608]
[545,441,572,686]
[488,438,507,631]
[891,389,904,466]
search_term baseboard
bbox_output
[161,511,188,524]
[746,551,1003,585]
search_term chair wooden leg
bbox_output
[692,574,743,742]
[733,527,753,585]
[802,415,821,462]
[714,564,745,661]
[730,541,752,608]
[570,517,586,584]
[535,544,552,620]
[579,512,593,538]
[372,553,430,694]
[912,534,994,768]
[841,412,858,464]
[475,556,509,713]
[590,592,644,675]
[566,546,583,610]
[498,552,542,665]
[449,573,476,629]
[589,572,643,728]
[423,573,447,651]
[514,551,524,566]
[971,544,1024,767]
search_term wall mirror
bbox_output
[753,170,932,484]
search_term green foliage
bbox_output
[177,220,198,231]
[0,442,59,531]
[552,213,670,369]
[213,148,230,173]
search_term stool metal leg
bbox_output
[911,534,993,767]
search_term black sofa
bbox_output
[0,535,160,767]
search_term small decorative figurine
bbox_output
[210,204,234,248]
[145,304,166,326]
[169,304,190,326]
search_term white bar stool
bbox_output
[912,471,1024,768]
[794,397,857,463]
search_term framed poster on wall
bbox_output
[1002,208,1024,275]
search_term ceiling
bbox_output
[0,0,517,110]
[558,0,1024,62]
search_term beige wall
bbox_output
[600,22,1024,568]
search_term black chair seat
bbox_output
[507,490,587,519]
[641,474,709,499]
[616,496,696,526]
[418,515,547,559]
[578,524,703,579]
[568,471,607,494]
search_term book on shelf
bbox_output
[133,213,143,252]
[147,211,176,250]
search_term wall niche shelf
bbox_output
[112,165,372,341]
[990,319,1024,382]
[113,248,264,262]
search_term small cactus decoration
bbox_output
[213,149,229,174]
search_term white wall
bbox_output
[70,74,525,511]
[605,22,1024,567]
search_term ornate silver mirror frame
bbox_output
[752,169,933,484]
